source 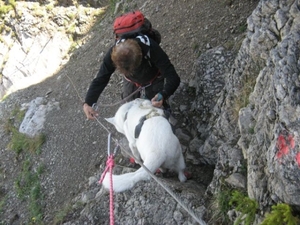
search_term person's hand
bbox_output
[151,93,163,108]
[83,103,99,120]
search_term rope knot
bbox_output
[106,155,115,167]
[98,155,115,184]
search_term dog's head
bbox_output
[105,101,135,134]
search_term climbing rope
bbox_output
[98,133,119,225]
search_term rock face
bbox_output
[194,0,300,213]
[0,1,100,99]
[245,0,300,207]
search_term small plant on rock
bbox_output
[229,190,258,225]
[261,203,300,225]
[208,187,232,224]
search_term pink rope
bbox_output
[99,155,115,225]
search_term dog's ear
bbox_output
[105,117,116,126]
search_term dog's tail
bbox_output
[102,156,163,192]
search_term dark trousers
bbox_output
[121,76,164,101]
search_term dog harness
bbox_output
[124,108,166,139]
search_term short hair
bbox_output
[111,39,142,77]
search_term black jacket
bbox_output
[84,37,180,106]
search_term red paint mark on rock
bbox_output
[296,153,300,167]
[276,133,295,159]
[276,134,290,158]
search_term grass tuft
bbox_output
[8,130,46,155]
[15,159,45,224]
[208,187,232,224]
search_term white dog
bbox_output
[102,98,187,192]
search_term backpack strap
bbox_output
[136,35,150,58]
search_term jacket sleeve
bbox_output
[84,47,116,106]
[148,39,180,99]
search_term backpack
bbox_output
[113,10,161,45]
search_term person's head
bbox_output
[111,39,142,77]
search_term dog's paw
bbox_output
[178,171,187,182]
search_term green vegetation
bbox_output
[2,106,46,224]
[45,3,54,12]
[53,204,73,224]
[240,159,248,176]
[52,201,84,224]
[0,0,16,17]
[209,187,259,225]
[238,23,247,33]
[229,190,258,225]
[5,107,45,155]
[261,203,300,225]
[208,181,299,225]
[66,11,76,20]
[232,58,264,120]
[4,106,25,130]
[15,159,45,224]
[0,195,6,215]
[248,126,255,134]
[109,0,118,13]
[212,188,300,225]
[233,73,256,117]
[209,188,233,224]
[9,130,45,154]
